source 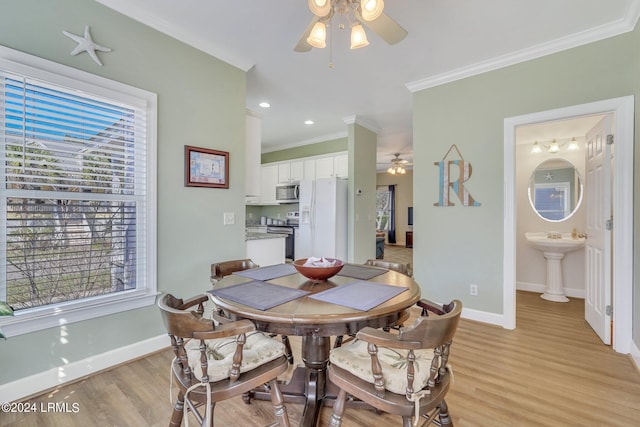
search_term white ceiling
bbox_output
[96,0,638,169]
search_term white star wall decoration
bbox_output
[63,25,112,66]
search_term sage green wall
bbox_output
[348,124,377,263]
[261,137,348,163]
[0,0,247,384]
[413,21,639,348]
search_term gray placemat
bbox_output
[337,264,387,280]
[232,263,297,281]
[309,280,408,311]
[209,280,309,310]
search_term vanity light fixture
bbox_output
[531,137,581,154]
[547,139,560,154]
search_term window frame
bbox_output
[0,46,157,337]
[376,187,392,231]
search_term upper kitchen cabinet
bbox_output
[278,160,303,184]
[259,164,278,204]
[314,156,334,179]
[303,158,316,181]
[334,153,348,178]
[245,111,261,201]
[315,152,348,179]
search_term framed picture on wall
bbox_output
[185,145,229,188]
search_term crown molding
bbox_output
[261,131,348,153]
[343,115,381,134]
[406,3,640,92]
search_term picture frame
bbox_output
[185,145,229,188]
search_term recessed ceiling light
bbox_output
[304,120,314,125]
[259,101,270,108]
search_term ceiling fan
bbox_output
[379,153,412,175]
[295,0,408,52]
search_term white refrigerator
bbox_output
[295,177,348,260]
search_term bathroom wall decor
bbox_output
[434,144,481,207]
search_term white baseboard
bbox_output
[0,334,169,403]
[517,281,585,299]
[461,306,505,326]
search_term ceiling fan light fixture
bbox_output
[350,23,369,49]
[307,21,327,48]
[308,0,332,17]
[360,0,384,21]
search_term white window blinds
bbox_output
[0,66,150,311]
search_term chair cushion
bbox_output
[330,339,435,395]
[184,331,285,382]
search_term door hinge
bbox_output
[606,305,613,316]
[606,134,614,145]
[606,218,613,231]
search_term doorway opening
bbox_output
[503,96,634,354]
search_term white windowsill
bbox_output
[0,290,159,337]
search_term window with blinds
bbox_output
[0,51,156,333]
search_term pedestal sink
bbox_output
[525,232,585,302]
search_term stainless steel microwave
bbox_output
[275,184,299,202]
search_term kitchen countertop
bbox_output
[246,232,288,241]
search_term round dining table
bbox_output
[208,264,421,427]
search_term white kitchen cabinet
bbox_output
[246,236,285,267]
[314,153,348,179]
[334,153,348,178]
[314,156,335,179]
[277,160,303,184]
[303,159,316,180]
[260,164,278,204]
[290,160,303,181]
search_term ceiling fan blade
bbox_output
[362,12,408,45]
[294,16,320,52]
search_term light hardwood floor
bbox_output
[3,291,639,426]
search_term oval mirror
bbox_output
[528,158,583,222]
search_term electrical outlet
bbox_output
[470,284,478,296]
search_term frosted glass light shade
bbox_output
[531,141,542,154]
[361,0,384,21]
[568,137,579,151]
[307,22,327,48]
[308,0,331,17]
[548,140,560,153]
[350,24,369,49]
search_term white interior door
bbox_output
[584,114,612,345]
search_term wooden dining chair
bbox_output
[158,293,290,427]
[333,259,413,349]
[210,259,294,365]
[328,299,462,427]
[210,259,259,285]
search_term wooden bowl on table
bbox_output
[293,258,344,282]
